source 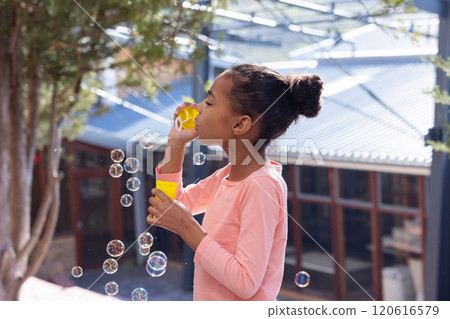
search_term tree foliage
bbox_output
[0,0,224,300]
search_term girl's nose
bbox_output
[197,100,204,113]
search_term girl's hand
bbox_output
[147,188,207,251]
[147,188,190,236]
[168,102,199,145]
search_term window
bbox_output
[299,166,329,196]
[381,214,421,259]
[300,203,331,252]
[74,147,109,169]
[381,214,423,301]
[298,202,334,298]
[339,169,370,201]
[343,208,373,300]
[380,173,418,208]
[78,176,112,267]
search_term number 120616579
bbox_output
[372,305,439,316]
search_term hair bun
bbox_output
[287,74,323,118]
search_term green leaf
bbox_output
[203,80,213,93]
[424,85,450,106]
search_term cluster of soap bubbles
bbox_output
[109,149,142,208]
[295,271,310,288]
[137,231,167,277]
[71,234,168,300]
[100,240,125,295]
[138,232,154,256]
[128,250,168,300]
[146,251,167,277]
[109,149,125,178]
[71,240,125,295]
[72,143,192,301]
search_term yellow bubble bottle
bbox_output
[175,106,199,131]
[150,181,179,219]
[155,180,178,201]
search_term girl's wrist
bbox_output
[167,137,186,148]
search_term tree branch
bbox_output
[26,52,40,174]
[0,2,19,301]
[59,73,83,126]
[20,79,63,283]
[16,179,53,263]
[0,1,12,251]
[56,72,82,103]
[9,4,30,257]
[166,4,185,61]
[21,173,62,286]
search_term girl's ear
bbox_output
[232,115,253,136]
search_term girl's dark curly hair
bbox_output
[224,64,323,150]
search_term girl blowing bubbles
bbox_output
[147,64,323,301]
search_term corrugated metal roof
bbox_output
[269,60,435,169]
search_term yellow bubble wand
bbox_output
[175,106,199,131]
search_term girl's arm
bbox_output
[160,102,198,174]
[155,102,219,214]
[159,138,186,175]
[148,188,207,252]
[194,178,286,299]
[155,140,222,215]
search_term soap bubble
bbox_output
[110,149,125,163]
[146,264,166,277]
[126,177,141,192]
[138,232,154,249]
[106,239,125,257]
[139,132,159,149]
[131,288,148,301]
[124,157,140,174]
[120,194,133,207]
[71,266,83,278]
[103,258,118,274]
[193,152,206,165]
[146,251,167,277]
[294,271,310,288]
[105,281,119,296]
[148,251,167,270]
[139,246,151,256]
[109,163,123,178]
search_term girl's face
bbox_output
[195,72,240,146]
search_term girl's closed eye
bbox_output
[205,101,212,106]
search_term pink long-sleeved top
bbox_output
[155,160,288,301]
